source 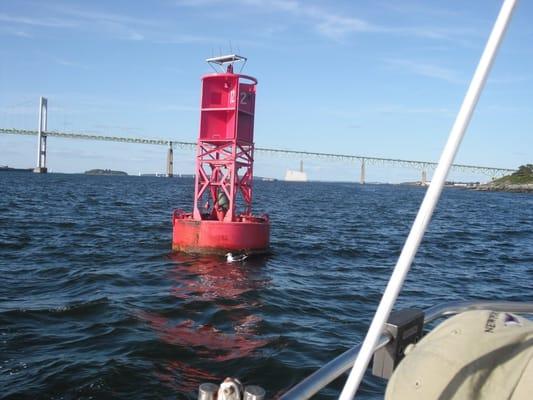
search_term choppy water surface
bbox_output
[1,173,532,399]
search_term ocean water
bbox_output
[0,173,532,399]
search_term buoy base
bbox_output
[33,167,48,173]
[172,210,270,255]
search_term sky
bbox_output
[0,0,532,183]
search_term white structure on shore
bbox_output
[285,160,308,182]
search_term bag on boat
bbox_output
[385,310,533,400]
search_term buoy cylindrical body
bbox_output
[173,211,269,255]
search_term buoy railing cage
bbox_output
[278,300,533,400]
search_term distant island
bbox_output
[478,164,533,193]
[84,169,128,176]
[0,165,32,172]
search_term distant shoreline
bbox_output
[476,164,533,193]
[476,183,533,193]
[2,167,531,191]
[0,166,33,172]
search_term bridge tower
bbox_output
[167,141,173,177]
[172,55,269,254]
[421,169,427,186]
[33,97,48,173]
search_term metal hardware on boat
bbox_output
[372,308,424,379]
[280,300,533,400]
[197,381,266,400]
[198,382,218,400]
[244,385,266,400]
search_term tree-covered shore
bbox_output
[478,164,533,192]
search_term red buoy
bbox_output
[172,55,270,255]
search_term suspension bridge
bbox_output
[0,97,515,182]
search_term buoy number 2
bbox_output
[240,92,249,105]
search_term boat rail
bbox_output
[280,300,533,399]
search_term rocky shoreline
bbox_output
[474,164,533,193]
[476,183,533,193]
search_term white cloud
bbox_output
[174,0,475,42]
[0,26,32,38]
[155,34,218,44]
[55,6,151,41]
[127,31,145,41]
[384,58,463,83]
[52,6,158,27]
[175,0,224,6]
[380,1,463,18]
[1,4,228,44]
[0,12,77,28]
[0,5,158,42]
[314,14,380,39]
[51,57,90,69]
[2,1,475,45]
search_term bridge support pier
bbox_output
[167,141,173,177]
[33,97,48,173]
[421,169,427,186]
[360,158,365,184]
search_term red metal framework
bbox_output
[193,142,254,221]
[192,70,257,223]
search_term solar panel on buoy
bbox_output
[172,55,270,255]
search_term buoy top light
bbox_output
[206,54,247,73]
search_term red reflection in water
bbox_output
[171,259,253,300]
[139,253,270,394]
[141,314,268,362]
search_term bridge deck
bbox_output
[0,128,514,176]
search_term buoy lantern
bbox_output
[172,55,270,255]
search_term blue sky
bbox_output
[0,0,531,182]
